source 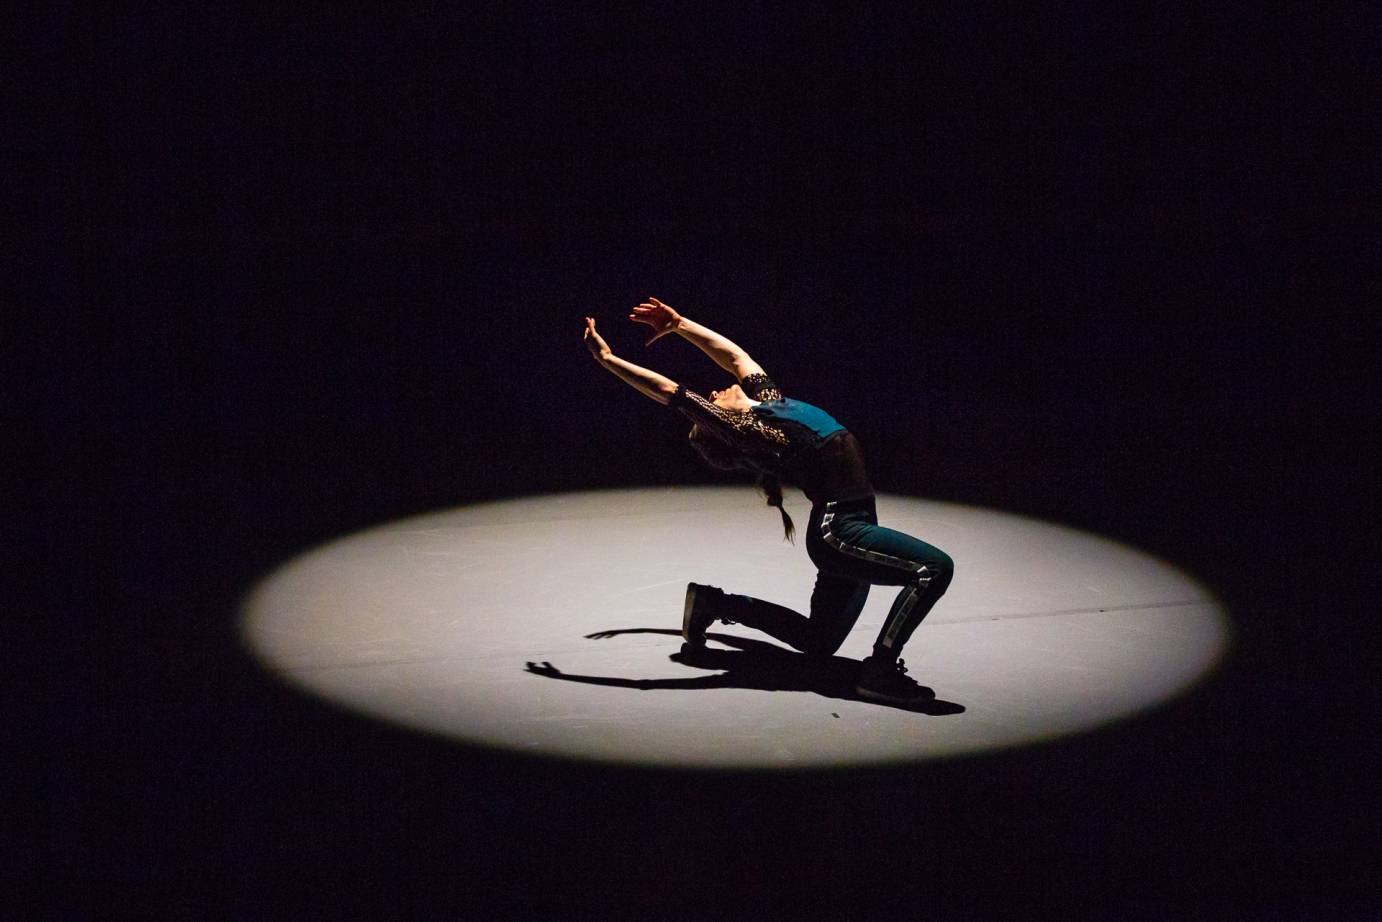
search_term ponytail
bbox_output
[758,474,796,544]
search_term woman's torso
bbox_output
[752,398,874,504]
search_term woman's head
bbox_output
[709,384,756,412]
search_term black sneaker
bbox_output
[855,657,935,706]
[682,582,723,646]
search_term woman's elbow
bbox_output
[732,356,765,380]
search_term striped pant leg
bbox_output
[818,502,955,660]
[873,553,953,656]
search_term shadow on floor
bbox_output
[525,628,964,715]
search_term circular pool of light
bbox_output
[241,487,1229,769]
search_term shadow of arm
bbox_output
[524,661,728,691]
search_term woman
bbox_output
[582,297,953,706]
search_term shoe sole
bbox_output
[682,583,702,645]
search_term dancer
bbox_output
[582,297,954,706]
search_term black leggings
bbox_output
[715,496,954,661]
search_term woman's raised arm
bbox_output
[584,316,680,405]
[630,297,766,381]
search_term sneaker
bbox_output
[855,657,935,706]
[682,582,722,646]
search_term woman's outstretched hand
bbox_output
[583,316,612,359]
[629,296,683,346]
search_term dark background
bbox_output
[26,3,1375,917]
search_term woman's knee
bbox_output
[924,552,954,591]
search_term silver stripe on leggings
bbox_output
[880,583,922,648]
[820,502,933,650]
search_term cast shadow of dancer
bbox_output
[525,629,965,715]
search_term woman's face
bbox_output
[710,384,755,412]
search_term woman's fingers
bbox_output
[628,301,676,344]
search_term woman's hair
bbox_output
[686,424,741,471]
[757,473,796,544]
[688,425,796,543]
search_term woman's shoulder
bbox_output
[740,371,783,402]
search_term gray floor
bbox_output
[241,487,1229,769]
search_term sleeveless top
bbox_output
[669,371,874,505]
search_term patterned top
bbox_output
[669,371,874,503]
[740,372,783,403]
[670,373,790,459]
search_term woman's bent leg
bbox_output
[706,591,815,654]
[689,573,868,656]
[815,508,955,661]
[803,571,871,657]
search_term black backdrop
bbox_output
[31,3,1374,917]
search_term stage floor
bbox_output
[241,486,1228,769]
